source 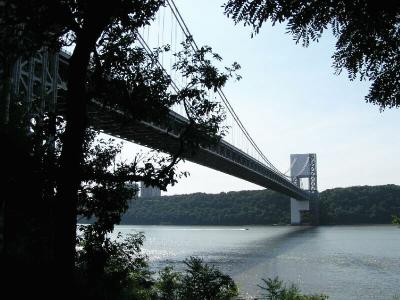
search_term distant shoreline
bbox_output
[119,184,400,226]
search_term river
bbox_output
[113,225,400,299]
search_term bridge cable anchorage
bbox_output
[166,0,290,180]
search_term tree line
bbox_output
[121,185,400,225]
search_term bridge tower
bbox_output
[290,154,317,225]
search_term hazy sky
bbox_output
[122,0,399,195]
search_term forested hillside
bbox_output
[121,185,400,225]
[122,190,290,225]
[319,185,400,224]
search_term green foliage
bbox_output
[155,266,182,300]
[153,257,238,300]
[122,189,290,225]
[392,215,400,225]
[121,185,400,225]
[77,231,239,300]
[178,257,238,300]
[75,128,190,298]
[76,230,153,299]
[258,277,328,300]
[90,21,241,161]
[319,185,400,225]
[224,0,400,109]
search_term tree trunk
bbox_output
[54,16,110,293]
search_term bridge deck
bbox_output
[12,50,309,200]
[69,100,309,200]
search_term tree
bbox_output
[224,0,400,109]
[52,1,166,287]
[1,0,240,295]
[0,1,164,292]
[53,2,238,288]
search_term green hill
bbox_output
[121,184,400,225]
[319,185,400,224]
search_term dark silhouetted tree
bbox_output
[1,0,240,295]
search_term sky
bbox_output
[121,0,400,195]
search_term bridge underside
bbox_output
[68,101,309,200]
[8,50,309,201]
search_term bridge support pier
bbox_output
[290,198,309,225]
[290,154,317,225]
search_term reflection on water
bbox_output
[113,225,400,300]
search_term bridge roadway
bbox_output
[17,50,310,200]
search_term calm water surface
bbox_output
[113,225,400,299]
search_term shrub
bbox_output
[258,277,328,300]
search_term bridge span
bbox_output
[10,50,312,202]
[7,0,318,223]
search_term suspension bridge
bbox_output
[7,0,317,224]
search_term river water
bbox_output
[113,225,400,299]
